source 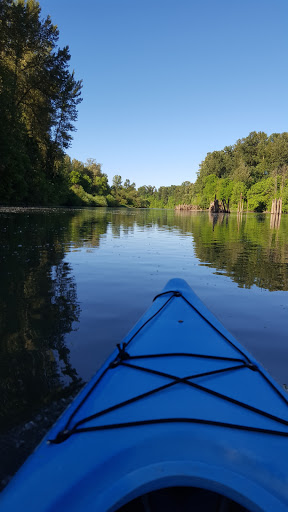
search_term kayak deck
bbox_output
[50,283,288,443]
[2,278,288,512]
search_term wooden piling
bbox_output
[237,194,244,213]
[271,198,282,215]
[277,198,282,215]
[270,197,282,229]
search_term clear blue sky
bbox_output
[39,0,288,188]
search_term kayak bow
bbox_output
[1,278,288,512]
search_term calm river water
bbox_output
[1,207,288,428]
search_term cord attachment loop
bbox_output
[110,343,130,368]
[117,342,130,360]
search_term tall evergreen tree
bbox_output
[0,0,82,204]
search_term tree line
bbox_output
[64,157,147,207]
[138,132,288,212]
[192,131,288,212]
[1,2,288,211]
[0,0,152,208]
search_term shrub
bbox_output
[70,185,107,206]
[247,178,274,212]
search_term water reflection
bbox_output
[187,212,288,291]
[0,210,82,428]
[208,212,229,231]
[68,209,287,291]
[68,208,109,248]
[270,211,282,230]
[0,207,288,428]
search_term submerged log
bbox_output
[175,204,202,211]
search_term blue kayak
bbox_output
[2,278,288,511]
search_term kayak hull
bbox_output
[1,279,288,511]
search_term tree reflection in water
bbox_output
[1,208,288,429]
[175,209,288,291]
[0,210,82,428]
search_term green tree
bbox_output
[200,174,219,207]
[112,175,122,190]
[247,178,274,212]
[0,0,82,204]
[192,131,288,211]
[231,159,252,185]
[233,132,268,183]
[230,182,248,208]
[265,133,288,172]
[197,151,228,180]
[93,174,110,196]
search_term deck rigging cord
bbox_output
[49,290,288,444]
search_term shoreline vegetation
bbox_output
[1,2,288,213]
